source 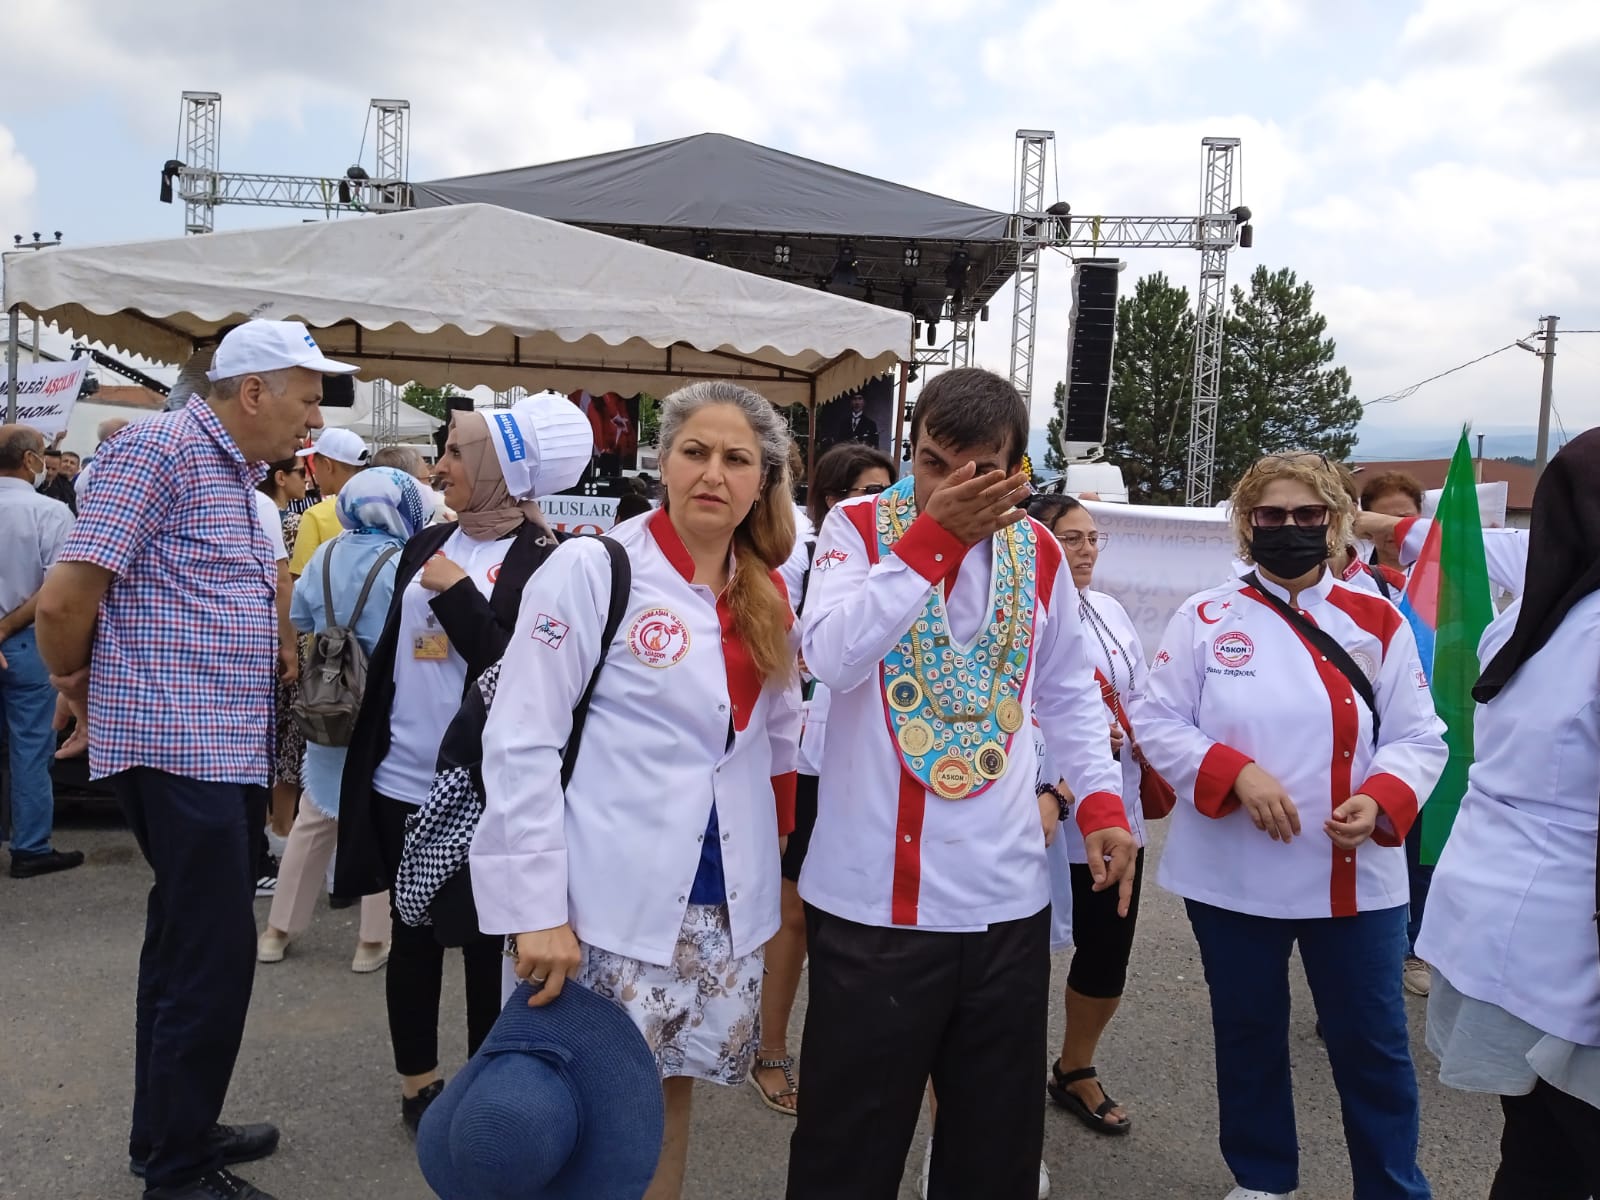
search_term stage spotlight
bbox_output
[830,244,860,289]
[1239,223,1254,248]
[980,305,990,322]
[907,363,918,382]
[1231,205,1252,223]
[903,245,920,268]
[159,159,185,204]
[926,322,939,347]
[1047,200,1071,236]
[694,237,715,260]
[944,249,970,291]
[774,243,791,264]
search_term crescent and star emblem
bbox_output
[1197,599,1233,625]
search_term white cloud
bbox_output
[0,124,38,241]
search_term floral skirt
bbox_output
[273,675,304,788]
[575,903,763,1086]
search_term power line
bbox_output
[1363,343,1520,407]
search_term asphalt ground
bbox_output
[2,807,1502,1200]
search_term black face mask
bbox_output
[1249,524,1329,580]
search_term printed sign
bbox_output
[1,361,91,437]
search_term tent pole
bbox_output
[805,377,818,491]
[893,361,909,465]
[5,307,18,425]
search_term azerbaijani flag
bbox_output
[1404,431,1494,864]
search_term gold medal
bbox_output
[887,675,923,712]
[996,696,1024,733]
[974,741,1008,780]
[897,719,935,757]
[930,754,976,799]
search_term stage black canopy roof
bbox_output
[413,133,1020,332]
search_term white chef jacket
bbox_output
[373,529,513,804]
[1063,589,1149,862]
[778,504,815,604]
[471,510,802,966]
[1135,570,1447,919]
[799,498,1127,931]
[1417,592,1600,1045]
[1397,516,1528,598]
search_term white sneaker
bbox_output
[1038,1159,1051,1199]
[1224,1188,1297,1199]
[916,1140,1049,1199]
[256,928,290,963]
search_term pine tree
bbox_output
[1100,273,1197,503]
[1214,265,1362,494]
[1043,381,1068,473]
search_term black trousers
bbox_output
[371,790,502,1076]
[114,769,259,1190]
[786,904,1052,1200]
[1490,1080,1600,1199]
[1066,847,1144,999]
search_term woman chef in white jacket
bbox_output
[1418,429,1600,1199]
[1134,451,1447,1200]
[470,381,802,1200]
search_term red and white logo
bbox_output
[1212,631,1255,668]
[1414,668,1431,691]
[1196,599,1232,625]
[487,562,502,584]
[530,613,569,649]
[814,548,849,572]
[628,607,691,668]
[1152,649,1173,670]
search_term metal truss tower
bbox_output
[179,92,222,235]
[1184,137,1241,505]
[1008,131,1051,414]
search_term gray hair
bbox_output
[658,380,792,482]
[0,424,45,470]
[209,367,295,403]
[371,444,428,480]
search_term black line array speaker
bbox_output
[1061,258,1123,448]
[433,393,476,457]
[321,373,356,407]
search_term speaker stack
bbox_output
[1060,257,1124,458]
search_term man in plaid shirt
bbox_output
[36,321,358,1200]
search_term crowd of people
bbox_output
[2,315,1595,1200]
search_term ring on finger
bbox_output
[531,971,550,983]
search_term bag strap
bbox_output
[795,539,817,618]
[1243,572,1380,743]
[560,537,632,788]
[345,544,401,629]
[1362,562,1393,601]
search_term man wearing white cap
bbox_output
[286,427,372,577]
[35,319,357,1200]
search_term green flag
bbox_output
[1418,431,1495,863]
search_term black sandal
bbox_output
[1047,1063,1132,1136]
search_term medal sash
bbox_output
[874,477,1037,799]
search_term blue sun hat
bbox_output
[416,981,664,1200]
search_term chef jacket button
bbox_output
[697,833,704,842]
[729,890,738,901]
[722,832,730,842]
[1344,697,1352,704]
[934,553,944,563]
[1320,655,1328,662]
[1343,750,1351,759]
[718,704,728,713]
[1343,856,1353,864]
[677,895,686,904]
[903,833,912,843]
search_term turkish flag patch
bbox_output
[530,613,570,649]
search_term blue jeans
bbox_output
[1186,900,1429,1199]
[1,629,60,856]
[1404,819,1434,952]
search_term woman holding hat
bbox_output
[471,380,802,1200]
[1134,451,1447,1200]
[337,393,594,1133]
[1417,429,1600,1198]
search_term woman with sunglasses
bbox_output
[1026,494,1149,1138]
[750,441,896,1117]
[1134,451,1447,1200]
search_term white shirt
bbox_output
[777,504,815,605]
[0,476,73,617]
[471,511,802,965]
[1417,592,1600,1045]
[1135,571,1447,919]
[1064,589,1149,861]
[1398,516,1528,598]
[253,491,289,562]
[798,498,1126,932]
[372,529,513,804]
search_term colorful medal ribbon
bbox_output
[874,477,1037,799]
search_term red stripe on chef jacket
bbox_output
[1240,586,1361,917]
[649,509,796,834]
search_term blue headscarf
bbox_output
[336,466,428,542]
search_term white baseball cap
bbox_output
[295,427,371,466]
[485,391,595,500]
[205,319,359,382]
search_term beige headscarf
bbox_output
[451,411,547,541]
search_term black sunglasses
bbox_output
[1250,504,1330,529]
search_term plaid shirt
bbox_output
[59,396,277,784]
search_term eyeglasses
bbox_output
[1056,532,1110,551]
[841,484,887,497]
[1249,505,1330,528]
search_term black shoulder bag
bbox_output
[425,537,633,946]
[1242,572,1380,744]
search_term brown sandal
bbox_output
[747,1053,799,1116]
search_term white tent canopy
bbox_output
[1,204,911,409]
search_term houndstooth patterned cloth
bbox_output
[394,662,501,928]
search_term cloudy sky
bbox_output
[2,0,1596,456]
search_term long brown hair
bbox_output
[658,381,797,685]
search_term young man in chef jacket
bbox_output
[786,368,1136,1200]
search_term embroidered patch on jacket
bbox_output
[1211,631,1255,668]
[530,613,570,649]
[1352,650,1378,681]
[628,607,691,668]
[814,548,849,571]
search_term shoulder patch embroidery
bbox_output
[1152,649,1173,670]
[628,607,691,668]
[530,613,569,649]
[814,548,849,571]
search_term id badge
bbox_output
[413,632,451,661]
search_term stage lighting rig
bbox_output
[830,244,860,289]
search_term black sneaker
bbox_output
[143,1167,277,1199]
[255,854,280,898]
[401,1080,444,1135]
[131,1122,280,1179]
[8,848,85,879]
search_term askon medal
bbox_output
[930,754,976,800]
[897,718,935,758]
[974,741,1008,781]
[996,696,1024,734]
[887,675,923,713]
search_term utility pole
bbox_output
[1534,314,1558,476]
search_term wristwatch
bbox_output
[1038,783,1071,824]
